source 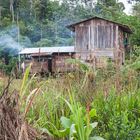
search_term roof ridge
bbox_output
[67,16,132,33]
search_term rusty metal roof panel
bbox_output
[19,46,75,55]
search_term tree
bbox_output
[133,2,140,17]
[95,0,125,19]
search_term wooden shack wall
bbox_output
[52,53,75,73]
[75,21,91,60]
[74,18,127,66]
[30,61,48,74]
[75,19,118,50]
[23,59,49,74]
[23,53,76,74]
[75,19,119,61]
[117,28,125,64]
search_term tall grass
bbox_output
[3,58,140,140]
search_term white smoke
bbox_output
[0,34,24,51]
[0,25,32,54]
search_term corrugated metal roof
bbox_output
[19,46,75,55]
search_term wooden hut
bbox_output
[67,16,132,67]
[19,46,75,74]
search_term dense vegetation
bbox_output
[3,50,138,140]
[0,0,140,140]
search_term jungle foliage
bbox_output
[1,0,140,75]
[16,50,140,140]
[0,0,140,47]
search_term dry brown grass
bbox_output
[0,78,53,140]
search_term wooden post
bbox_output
[97,25,99,49]
[88,26,91,51]
[91,20,94,50]
[74,33,76,58]
[115,25,119,64]
[103,25,105,48]
[116,25,118,48]
[88,25,91,62]
[111,24,113,48]
[18,54,21,71]
[39,48,41,62]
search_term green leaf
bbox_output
[70,124,77,135]
[84,122,98,137]
[70,137,75,140]
[39,127,53,136]
[89,109,97,118]
[62,98,74,112]
[90,122,98,129]
[58,129,70,137]
[60,116,72,129]
[89,136,105,140]
[20,65,31,96]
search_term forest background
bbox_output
[0,0,140,73]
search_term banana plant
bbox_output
[42,94,105,139]
[59,93,105,140]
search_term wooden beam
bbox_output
[91,20,94,50]
[116,25,119,48]
[97,24,99,49]
[111,24,113,48]
[89,26,90,51]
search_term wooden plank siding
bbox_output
[23,53,75,75]
[75,19,117,51]
[31,61,48,74]
[52,53,75,73]
[74,18,128,67]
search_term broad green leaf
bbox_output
[39,127,53,136]
[70,124,77,135]
[84,122,98,137]
[84,125,93,138]
[89,109,97,118]
[90,122,98,129]
[60,116,72,129]
[70,137,75,140]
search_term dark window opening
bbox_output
[87,44,89,50]
[48,58,52,73]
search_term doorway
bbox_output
[48,57,52,73]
